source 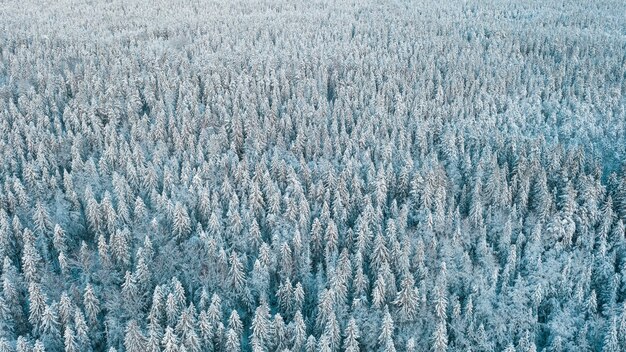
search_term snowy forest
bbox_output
[0,0,625,351]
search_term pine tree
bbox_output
[274,313,288,351]
[229,251,246,293]
[250,302,271,351]
[292,310,307,351]
[406,338,416,352]
[618,302,626,347]
[305,335,317,352]
[206,294,222,328]
[122,271,139,315]
[378,307,395,352]
[197,311,212,351]
[101,191,118,234]
[58,292,73,327]
[74,309,90,351]
[431,321,448,352]
[85,187,101,234]
[176,305,200,352]
[173,202,192,240]
[29,283,47,331]
[343,318,360,352]
[135,249,152,289]
[371,233,389,273]
[322,312,341,352]
[393,276,419,321]
[433,283,448,321]
[315,289,335,332]
[0,338,11,352]
[40,304,62,349]
[318,334,333,352]
[0,297,13,340]
[64,326,78,352]
[33,340,46,352]
[372,274,387,309]
[602,318,619,352]
[16,336,31,352]
[225,310,243,350]
[83,284,101,324]
[125,320,147,352]
[166,294,179,328]
[33,201,52,236]
[146,321,163,352]
[162,326,179,352]
[549,335,563,352]
[22,233,42,282]
[224,328,240,352]
[53,224,68,254]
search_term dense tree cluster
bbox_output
[0,0,625,351]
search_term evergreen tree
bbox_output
[250,302,271,351]
[124,320,146,352]
[378,307,395,352]
[393,276,419,321]
[64,326,78,352]
[602,318,619,352]
[343,318,360,352]
[431,321,448,352]
[173,203,192,240]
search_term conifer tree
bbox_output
[124,320,147,352]
[378,307,395,352]
[84,284,101,324]
[343,318,360,352]
[64,326,78,352]
[431,321,448,352]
